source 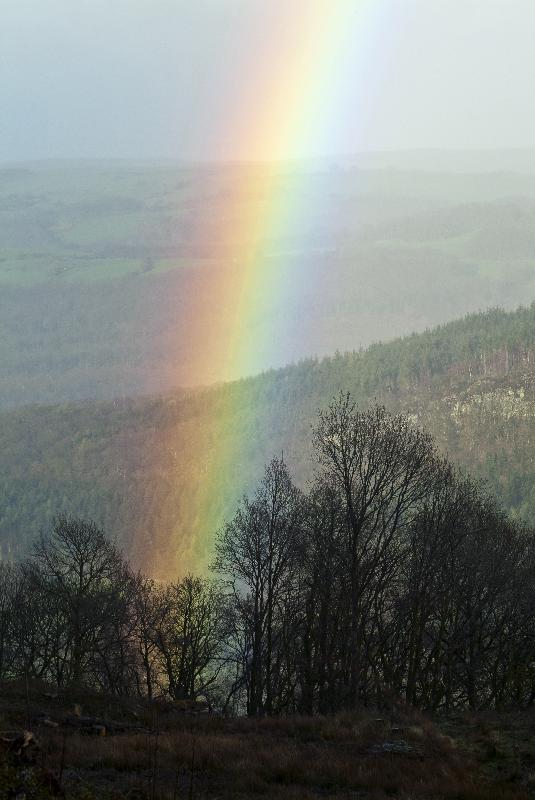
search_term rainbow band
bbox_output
[153,1,386,576]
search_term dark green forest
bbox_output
[1,303,535,577]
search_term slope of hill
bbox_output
[3,161,535,405]
[2,680,528,800]
[1,305,535,577]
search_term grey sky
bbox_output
[1,0,534,162]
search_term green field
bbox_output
[2,161,535,407]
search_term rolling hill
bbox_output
[1,304,535,578]
[3,160,535,406]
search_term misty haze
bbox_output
[2,2,535,799]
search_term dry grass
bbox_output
[0,681,531,799]
[439,708,535,797]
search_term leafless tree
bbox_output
[31,514,128,685]
[213,458,303,715]
[150,576,225,701]
[312,394,441,707]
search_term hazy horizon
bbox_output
[6,148,535,177]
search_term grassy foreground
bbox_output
[0,681,532,799]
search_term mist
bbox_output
[2,0,535,162]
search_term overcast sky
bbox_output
[1,0,534,162]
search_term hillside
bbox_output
[1,304,535,577]
[3,161,535,405]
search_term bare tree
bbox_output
[0,563,18,679]
[31,514,127,685]
[131,575,161,699]
[312,394,440,707]
[214,458,303,715]
[151,576,224,701]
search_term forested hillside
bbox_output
[3,161,535,405]
[1,304,535,578]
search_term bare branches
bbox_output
[1,397,535,716]
[214,396,535,715]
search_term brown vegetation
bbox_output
[0,680,531,799]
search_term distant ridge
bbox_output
[344,148,535,173]
[5,148,535,173]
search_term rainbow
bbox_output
[148,1,389,577]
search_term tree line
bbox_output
[1,394,534,715]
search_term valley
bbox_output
[2,160,535,406]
